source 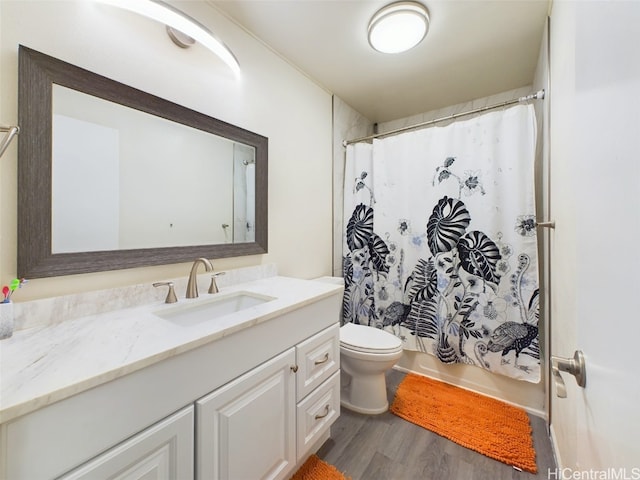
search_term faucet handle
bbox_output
[153,281,178,304]
[208,272,226,294]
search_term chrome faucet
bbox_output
[186,258,213,298]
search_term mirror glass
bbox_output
[52,85,255,253]
[18,46,268,278]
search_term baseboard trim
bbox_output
[549,423,563,470]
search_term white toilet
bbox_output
[340,322,403,414]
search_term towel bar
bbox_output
[0,125,20,159]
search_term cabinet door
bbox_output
[196,349,296,480]
[59,406,194,480]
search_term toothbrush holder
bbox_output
[0,301,14,340]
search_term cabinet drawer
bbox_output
[296,371,340,461]
[296,323,340,400]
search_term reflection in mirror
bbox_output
[232,143,256,243]
[52,85,255,253]
[18,45,268,278]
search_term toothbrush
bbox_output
[1,286,8,302]
[7,278,26,301]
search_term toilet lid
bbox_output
[340,323,402,353]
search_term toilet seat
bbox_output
[340,323,402,354]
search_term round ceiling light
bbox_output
[368,1,430,54]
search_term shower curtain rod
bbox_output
[342,89,545,147]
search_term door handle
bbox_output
[551,350,586,398]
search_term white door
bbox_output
[549,0,640,473]
[196,348,297,480]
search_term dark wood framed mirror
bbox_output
[18,45,268,278]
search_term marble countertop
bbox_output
[0,276,343,424]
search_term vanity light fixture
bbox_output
[368,1,430,54]
[166,26,196,49]
[95,0,241,77]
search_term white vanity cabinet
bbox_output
[196,324,340,480]
[59,406,194,480]
[0,285,342,480]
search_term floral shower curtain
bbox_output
[342,105,540,382]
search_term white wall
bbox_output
[332,96,374,277]
[0,0,333,301]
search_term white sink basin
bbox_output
[154,291,275,326]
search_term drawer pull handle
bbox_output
[315,405,330,420]
[291,365,299,373]
[314,353,330,365]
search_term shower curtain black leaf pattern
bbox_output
[343,106,540,382]
[426,197,471,255]
[457,230,502,285]
[344,184,540,376]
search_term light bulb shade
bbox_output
[96,0,240,77]
[368,1,430,54]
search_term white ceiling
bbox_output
[209,0,550,123]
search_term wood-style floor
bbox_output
[317,370,556,480]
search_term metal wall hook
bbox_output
[551,350,586,398]
[0,125,20,158]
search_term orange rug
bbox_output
[289,455,349,480]
[390,373,537,473]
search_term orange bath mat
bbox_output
[390,373,537,473]
[289,455,349,480]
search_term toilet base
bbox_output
[340,372,390,415]
[340,396,389,415]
